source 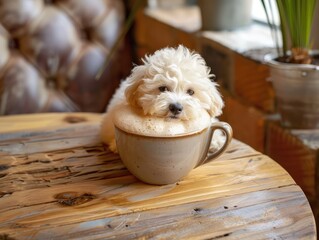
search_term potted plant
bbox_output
[262,0,319,129]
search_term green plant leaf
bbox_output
[261,0,317,58]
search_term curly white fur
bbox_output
[101,45,224,152]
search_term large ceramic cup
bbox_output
[114,120,232,185]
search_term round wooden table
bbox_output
[0,113,316,239]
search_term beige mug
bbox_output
[114,121,232,185]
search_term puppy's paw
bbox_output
[209,131,226,153]
[108,139,118,153]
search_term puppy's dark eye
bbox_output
[187,89,195,96]
[159,86,169,92]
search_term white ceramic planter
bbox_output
[265,53,319,129]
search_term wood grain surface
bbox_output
[0,113,316,239]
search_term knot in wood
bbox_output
[63,116,87,124]
[0,165,9,171]
[54,192,96,206]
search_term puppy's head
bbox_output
[125,45,224,120]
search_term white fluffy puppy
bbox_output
[101,45,224,152]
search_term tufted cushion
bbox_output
[0,0,129,114]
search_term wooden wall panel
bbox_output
[234,53,275,113]
[220,92,266,153]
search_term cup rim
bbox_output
[114,124,208,139]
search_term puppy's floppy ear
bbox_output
[207,83,224,117]
[124,65,146,108]
[210,74,216,82]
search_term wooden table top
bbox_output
[0,113,316,239]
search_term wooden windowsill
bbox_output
[145,5,276,60]
[145,6,201,33]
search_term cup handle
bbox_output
[197,122,233,167]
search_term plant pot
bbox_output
[265,53,319,129]
[197,0,253,31]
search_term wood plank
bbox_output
[0,185,314,240]
[0,113,101,134]
[0,113,102,155]
[0,152,295,229]
[0,125,101,155]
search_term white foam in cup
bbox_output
[113,105,232,185]
[113,105,211,137]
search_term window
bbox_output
[251,0,279,26]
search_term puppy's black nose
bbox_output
[169,103,183,115]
